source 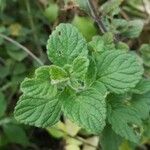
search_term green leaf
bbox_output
[2,124,29,146]
[72,15,97,41]
[140,44,150,67]
[0,92,7,117]
[0,0,6,12]
[85,57,97,86]
[132,79,150,94]
[62,86,106,133]
[89,36,104,52]
[6,44,28,61]
[13,63,26,75]
[101,125,122,150]
[107,94,148,143]
[122,20,144,38]
[95,50,143,93]
[112,19,128,33]
[68,57,89,90]
[91,81,107,96]
[143,118,150,138]
[131,98,150,120]
[0,26,6,33]
[0,65,10,79]
[72,57,89,81]
[89,33,115,52]
[14,66,61,128]
[50,65,69,85]
[74,0,90,13]
[101,0,122,16]
[44,3,59,23]
[116,42,129,52]
[47,23,88,66]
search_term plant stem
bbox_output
[87,0,119,42]
[87,0,107,34]
[0,33,44,66]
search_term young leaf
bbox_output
[89,36,104,52]
[112,19,128,33]
[122,20,144,38]
[85,57,97,86]
[72,57,89,81]
[91,81,107,96]
[116,42,129,52]
[14,66,61,128]
[47,23,88,67]
[101,0,122,16]
[63,57,89,90]
[50,65,69,85]
[62,87,106,133]
[89,33,115,52]
[95,50,143,93]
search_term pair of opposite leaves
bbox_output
[14,23,143,136]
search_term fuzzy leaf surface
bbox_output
[72,57,89,80]
[89,33,115,52]
[108,94,149,143]
[50,65,69,85]
[132,79,150,94]
[47,23,88,66]
[122,20,144,38]
[95,50,143,93]
[62,86,106,133]
[14,66,61,127]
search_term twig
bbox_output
[0,33,44,66]
[120,10,130,20]
[87,0,119,43]
[87,0,107,33]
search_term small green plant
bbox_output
[14,23,150,145]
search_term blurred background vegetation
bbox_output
[0,0,150,150]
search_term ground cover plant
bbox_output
[0,0,150,150]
